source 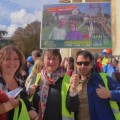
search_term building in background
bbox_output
[0,37,13,49]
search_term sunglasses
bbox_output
[76,61,91,66]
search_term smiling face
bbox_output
[43,49,61,73]
[70,23,76,31]
[44,54,60,73]
[1,50,20,76]
[0,45,25,77]
[59,18,66,28]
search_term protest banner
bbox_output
[40,2,111,48]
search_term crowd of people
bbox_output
[0,45,120,120]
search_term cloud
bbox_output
[0,24,6,29]
[7,24,18,37]
[0,24,19,37]
[11,0,59,10]
[2,9,42,37]
[10,9,42,25]
[0,0,58,37]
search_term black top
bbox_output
[32,77,79,120]
[112,71,120,84]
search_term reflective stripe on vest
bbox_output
[13,99,30,120]
[62,74,74,120]
[29,73,41,102]
[29,73,74,120]
[99,73,120,120]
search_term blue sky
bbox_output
[0,0,59,36]
[0,0,110,37]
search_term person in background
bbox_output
[96,56,103,72]
[0,45,39,120]
[93,53,102,73]
[60,57,67,72]
[26,56,34,75]
[16,64,28,82]
[31,50,41,63]
[70,50,120,120]
[31,50,41,74]
[25,57,43,93]
[19,54,29,81]
[112,61,120,83]
[27,49,79,120]
[63,57,74,76]
[106,48,113,58]
[101,51,109,67]
[49,17,67,40]
[65,22,83,40]
[103,57,118,76]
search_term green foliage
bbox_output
[12,21,42,57]
[43,10,54,28]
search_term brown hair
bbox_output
[76,50,93,61]
[31,50,41,58]
[67,57,74,70]
[0,45,25,76]
[43,49,62,65]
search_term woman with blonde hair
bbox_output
[25,57,43,93]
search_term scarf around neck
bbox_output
[39,67,64,119]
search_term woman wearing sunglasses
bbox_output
[71,50,120,120]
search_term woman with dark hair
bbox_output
[63,57,74,76]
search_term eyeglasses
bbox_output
[76,61,91,66]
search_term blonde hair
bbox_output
[25,57,43,86]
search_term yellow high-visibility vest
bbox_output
[100,73,120,120]
[29,73,74,120]
[29,73,41,102]
[13,99,30,120]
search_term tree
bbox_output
[12,21,42,57]
[0,30,8,38]
[43,10,55,28]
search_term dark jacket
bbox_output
[112,71,120,84]
[32,77,79,120]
